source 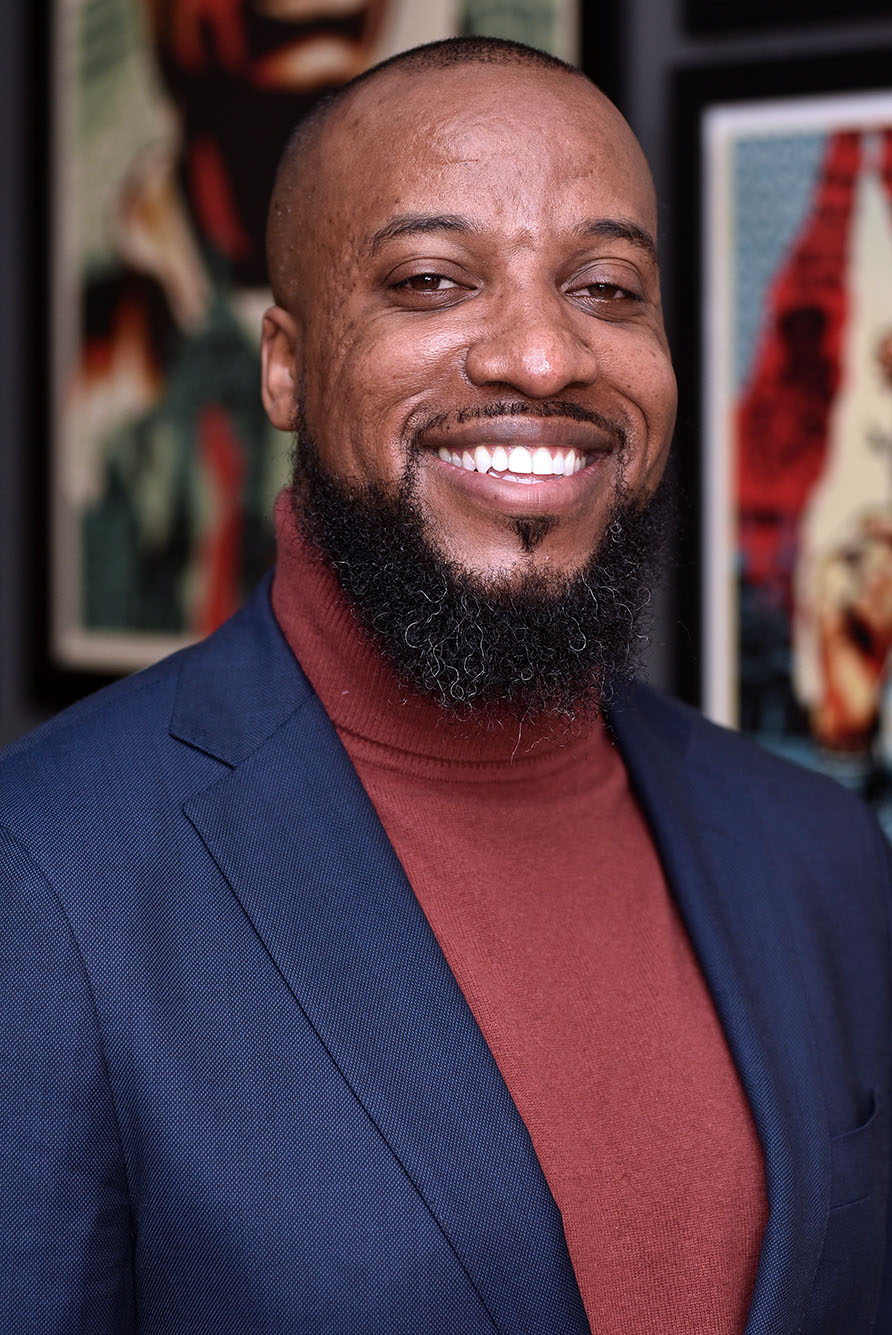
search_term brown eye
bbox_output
[568,276,643,306]
[402,273,455,291]
[580,282,638,301]
[589,283,627,300]
[388,268,472,307]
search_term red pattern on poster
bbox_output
[196,404,246,635]
[170,0,249,75]
[188,136,253,261]
[736,132,859,596]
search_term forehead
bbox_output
[314,64,657,247]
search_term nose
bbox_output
[464,289,599,398]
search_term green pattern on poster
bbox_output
[461,0,559,52]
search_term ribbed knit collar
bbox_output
[270,490,610,775]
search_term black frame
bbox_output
[579,4,627,112]
[28,0,105,713]
[684,0,892,35]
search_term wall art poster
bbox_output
[50,0,577,676]
[703,89,892,836]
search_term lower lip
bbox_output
[427,451,612,513]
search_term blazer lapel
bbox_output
[610,686,830,1335]
[173,589,589,1335]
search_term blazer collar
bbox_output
[609,685,830,1335]
[169,573,303,767]
[172,580,590,1335]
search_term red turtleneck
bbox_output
[271,493,767,1333]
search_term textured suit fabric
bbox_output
[0,574,891,1334]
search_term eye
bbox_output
[568,278,642,305]
[396,272,460,292]
[387,267,474,309]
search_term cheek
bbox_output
[301,324,461,479]
[309,323,462,430]
[644,352,678,442]
[598,341,676,498]
[613,343,676,445]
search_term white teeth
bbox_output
[474,445,492,474]
[507,446,533,474]
[438,442,589,476]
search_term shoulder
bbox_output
[0,576,310,868]
[615,686,892,1034]
[618,681,890,874]
[0,649,185,795]
[0,655,207,902]
[628,680,869,799]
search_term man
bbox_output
[1,37,890,1335]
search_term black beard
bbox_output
[290,416,671,723]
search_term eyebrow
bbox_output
[365,211,659,265]
[368,213,476,256]
[578,218,658,265]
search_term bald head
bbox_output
[265,36,629,310]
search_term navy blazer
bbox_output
[1,575,891,1333]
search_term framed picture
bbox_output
[675,50,892,836]
[684,0,892,34]
[43,0,579,697]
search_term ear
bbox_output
[261,305,301,431]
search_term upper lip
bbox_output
[418,417,616,455]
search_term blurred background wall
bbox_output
[5,0,892,749]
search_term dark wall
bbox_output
[5,0,892,744]
[0,4,44,746]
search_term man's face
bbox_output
[263,63,677,586]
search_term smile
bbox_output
[436,444,590,480]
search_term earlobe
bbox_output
[261,306,301,431]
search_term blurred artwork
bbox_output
[52,0,577,673]
[703,92,892,835]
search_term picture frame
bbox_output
[41,0,581,706]
[673,49,892,836]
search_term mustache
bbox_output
[411,399,630,453]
